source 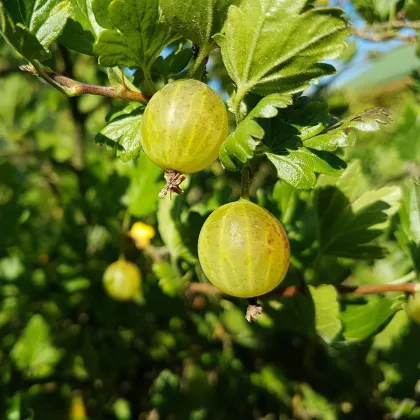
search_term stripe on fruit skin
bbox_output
[239,203,253,296]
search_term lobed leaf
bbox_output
[96,103,144,162]
[219,93,292,171]
[59,0,102,55]
[161,0,240,56]
[315,161,402,259]
[0,1,66,61]
[305,107,392,151]
[341,296,403,341]
[93,0,178,71]
[309,285,341,343]
[215,0,351,102]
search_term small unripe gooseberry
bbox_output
[406,293,420,324]
[198,200,290,298]
[141,79,228,174]
[103,260,141,301]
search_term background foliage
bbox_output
[1,0,420,419]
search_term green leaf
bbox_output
[123,154,164,218]
[0,4,48,61]
[0,0,70,61]
[341,296,403,341]
[265,138,346,189]
[220,300,260,348]
[96,103,144,162]
[152,261,184,297]
[316,162,402,259]
[260,99,346,189]
[161,0,240,55]
[409,179,420,243]
[309,285,341,342]
[215,0,350,103]
[93,0,178,71]
[298,384,337,420]
[11,315,62,378]
[250,365,290,404]
[305,108,392,152]
[373,310,409,351]
[0,254,24,281]
[59,0,102,55]
[219,93,292,171]
[406,0,420,20]
[157,192,197,264]
[353,0,402,23]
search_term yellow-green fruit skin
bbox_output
[141,79,228,174]
[198,200,290,298]
[103,260,141,301]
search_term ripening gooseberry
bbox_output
[141,79,228,175]
[103,260,141,301]
[198,200,290,298]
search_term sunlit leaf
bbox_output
[215,0,350,102]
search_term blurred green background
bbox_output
[1,0,420,419]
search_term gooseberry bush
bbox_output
[1,0,420,418]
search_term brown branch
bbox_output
[355,29,417,43]
[365,20,420,31]
[20,64,151,103]
[187,282,420,298]
[355,20,420,43]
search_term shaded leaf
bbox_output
[219,93,292,171]
[59,0,102,55]
[316,162,402,259]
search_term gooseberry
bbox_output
[198,200,290,298]
[406,293,420,324]
[103,260,142,301]
[141,79,228,196]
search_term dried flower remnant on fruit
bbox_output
[129,222,156,249]
[246,298,263,322]
[158,170,186,199]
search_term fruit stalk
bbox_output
[241,165,251,200]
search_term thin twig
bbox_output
[355,20,420,43]
[355,30,417,43]
[363,20,420,31]
[20,63,151,103]
[187,282,420,298]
